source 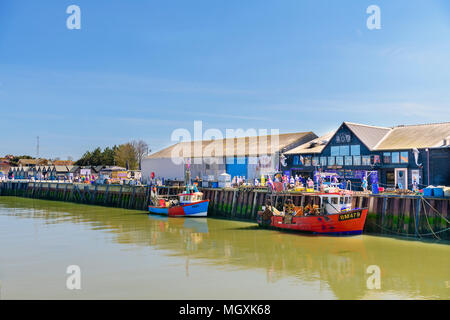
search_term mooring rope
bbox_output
[420,196,450,224]
[422,199,440,240]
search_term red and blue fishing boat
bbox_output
[148,190,209,217]
[257,192,368,236]
[148,160,209,217]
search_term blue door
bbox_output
[226,157,247,179]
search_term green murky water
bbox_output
[0,196,449,300]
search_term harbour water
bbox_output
[0,196,449,300]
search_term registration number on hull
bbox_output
[338,211,362,221]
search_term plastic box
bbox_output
[423,188,433,197]
[433,188,444,198]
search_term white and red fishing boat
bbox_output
[257,191,368,236]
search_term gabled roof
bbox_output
[344,122,392,150]
[54,166,69,172]
[93,166,103,172]
[100,166,127,171]
[375,122,450,150]
[69,165,80,173]
[146,132,317,159]
[285,132,336,155]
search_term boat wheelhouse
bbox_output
[148,162,209,217]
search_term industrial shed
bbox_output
[141,131,317,183]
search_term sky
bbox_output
[1,0,450,160]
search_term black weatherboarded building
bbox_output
[282,122,450,190]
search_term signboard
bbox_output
[80,169,91,176]
[112,171,128,180]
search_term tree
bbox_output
[131,140,149,170]
[102,146,116,166]
[91,147,102,166]
[114,143,138,170]
[75,151,92,166]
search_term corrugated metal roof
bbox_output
[54,166,69,172]
[344,122,391,150]
[285,132,335,154]
[375,122,450,150]
[146,132,317,159]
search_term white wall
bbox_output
[141,158,184,182]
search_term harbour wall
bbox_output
[1,181,449,240]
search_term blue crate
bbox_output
[433,188,444,198]
[423,188,433,197]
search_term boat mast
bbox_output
[185,159,191,193]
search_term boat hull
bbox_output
[149,200,209,217]
[257,208,368,236]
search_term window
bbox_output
[336,156,344,166]
[328,157,335,166]
[353,156,361,166]
[293,156,299,165]
[362,156,371,165]
[351,145,361,156]
[312,157,319,166]
[383,152,391,164]
[345,156,353,166]
[304,156,312,166]
[331,197,338,204]
[320,157,327,166]
[339,145,350,156]
[400,152,408,163]
[331,146,339,156]
[392,152,400,163]
[373,155,381,164]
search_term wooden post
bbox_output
[231,190,237,217]
[381,196,387,233]
[213,190,219,216]
[250,192,258,219]
[415,197,421,238]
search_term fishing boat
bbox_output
[148,190,209,217]
[257,191,368,236]
[148,160,209,217]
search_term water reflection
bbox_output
[0,197,449,300]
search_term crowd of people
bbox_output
[230,173,347,192]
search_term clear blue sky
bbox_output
[1,0,449,159]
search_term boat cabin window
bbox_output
[331,197,338,204]
[339,197,344,205]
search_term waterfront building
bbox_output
[283,122,450,190]
[141,132,318,183]
[0,159,11,174]
[51,166,71,180]
[17,159,49,167]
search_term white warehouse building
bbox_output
[141,131,317,183]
